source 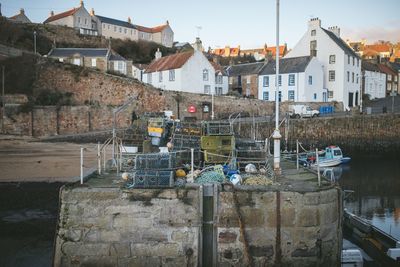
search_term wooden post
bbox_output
[97,142,101,175]
[80,147,84,184]
[316,148,320,186]
[296,140,299,170]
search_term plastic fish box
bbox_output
[133,170,174,188]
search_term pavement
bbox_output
[0,135,99,182]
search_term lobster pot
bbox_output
[203,150,231,163]
[172,134,201,150]
[134,153,176,170]
[133,170,174,188]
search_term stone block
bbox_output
[218,207,239,227]
[131,243,181,257]
[320,189,338,204]
[100,230,121,242]
[281,207,296,227]
[109,242,131,258]
[291,246,317,257]
[240,207,266,227]
[304,192,321,206]
[161,256,187,267]
[171,230,197,244]
[246,228,275,246]
[249,245,274,257]
[256,192,276,208]
[297,207,318,227]
[142,231,168,242]
[62,242,110,256]
[218,230,238,243]
[117,256,161,267]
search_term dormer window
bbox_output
[311,30,316,36]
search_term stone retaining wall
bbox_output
[55,185,341,266]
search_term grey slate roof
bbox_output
[109,53,126,61]
[96,15,136,29]
[362,61,380,72]
[48,48,109,57]
[259,56,312,75]
[226,62,264,76]
[322,28,360,59]
[388,62,400,72]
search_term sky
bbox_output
[2,0,399,49]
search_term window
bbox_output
[246,76,251,84]
[204,85,211,94]
[348,55,350,64]
[103,24,105,29]
[169,70,175,81]
[347,71,350,82]
[73,58,80,66]
[288,90,295,101]
[328,91,334,98]
[114,26,116,32]
[263,76,269,87]
[246,88,250,97]
[352,57,355,66]
[278,91,282,102]
[311,29,316,36]
[119,27,122,33]
[147,73,152,83]
[352,72,354,83]
[59,58,64,62]
[216,74,223,84]
[356,74,359,84]
[329,55,335,64]
[91,58,96,67]
[78,17,80,23]
[203,69,209,81]
[313,93,317,100]
[288,74,295,86]
[84,18,87,25]
[229,77,233,84]
[263,92,269,100]
[357,59,359,67]
[329,70,335,81]
[388,74,392,80]
[278,75,282,86]
[310,40,317,56]
[108,24,110,29]
[159,71,163,82]
[124,28,127,34]
[216,87,223,96]
[308,75,312,85]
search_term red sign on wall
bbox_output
[188,105,197,113]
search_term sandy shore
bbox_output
[0,136,99,182]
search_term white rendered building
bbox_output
[258,56,325,102]
[285,18,361,110]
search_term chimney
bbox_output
[224,46,230,57]
[155,48,162,60]
[328,26,340,37]
[50,11,54,17]
[20,8,25,15]
[308,17,321,29]
[194,37,203,52]
[127,17,131,24]
[166,20,169,25]
[80,0,84,7]
[90,8,95,16]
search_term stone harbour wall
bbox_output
[55,185,341,266]
[217,187,341,266]
[54,186,202,267]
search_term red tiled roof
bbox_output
[145,51,194,73]
[136,24,168,33]
[265,45,286,56]
[43,7,78,23]
[377,64,397,76]
[365,44,391,53]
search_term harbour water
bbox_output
[0,157,398,266]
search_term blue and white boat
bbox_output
[298,146,350,168]
[322,146,351,164]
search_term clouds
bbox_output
[342,20,400,43]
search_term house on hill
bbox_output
[258,56,325,102]
[377,64,398,95]
[225,62,264,98]
[8,8,31,23]
[144,45,225,95]
[93,13,138,41]
[135,22,174,48]
[285,18,361,110]
[361,61,386,99]
[47,47,131,76]
[43,0,98,36]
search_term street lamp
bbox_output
[272,0,282,175]
[33,31,37,54]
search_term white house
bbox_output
[258,56,325,102]
[144,48,225,95]
[210,61,229,95]
[43,0,98,36]
[94,14,138,41]
[285,18,361,110]
[132,64,148,82]
[362,61,386,99]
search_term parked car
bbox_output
[288,104,319,118]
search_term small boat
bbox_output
[322,146,351,164]
[310,158,342,168]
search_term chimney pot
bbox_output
[20,8,25,14]
[50,10,54,17]
[80,0,84,7]
[128,17,131,24]
[155,48,162,60]
[90,8,95,16]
